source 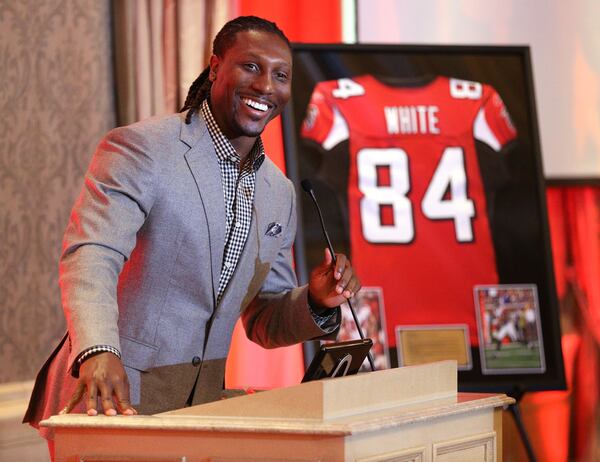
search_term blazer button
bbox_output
[192,356,201,367]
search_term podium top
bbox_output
[167,360,458,420]
[42,361,515,436]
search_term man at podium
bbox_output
[24,15,361,457]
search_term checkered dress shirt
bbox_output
[201,100,265,303]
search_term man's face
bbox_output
[208,30,292,140]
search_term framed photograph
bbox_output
[284,43,564,391]
[396,324,472,371]
[474,284,546,374]
[331,286,389,372]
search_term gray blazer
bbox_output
[25,111,338,438]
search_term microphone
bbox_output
[300,179,376,372]
[301,180,337,264]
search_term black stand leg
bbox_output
[508,389,537,462]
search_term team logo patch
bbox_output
[303,104,319,131]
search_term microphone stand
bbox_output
[301,180,376,372]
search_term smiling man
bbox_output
[24,16,361,458]
[207,29,290,151]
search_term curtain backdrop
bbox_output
[546,185,600,460]
[112,0,234,125]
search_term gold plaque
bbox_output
[396,325,472,370]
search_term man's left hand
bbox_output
[308,248,361,309]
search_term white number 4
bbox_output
[358,147,475,243]
[332,78,365,99]
[422,147,475,241]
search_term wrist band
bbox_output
[71,345,122,378]
[77,345,121,365]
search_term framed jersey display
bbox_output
[283,44,565,392]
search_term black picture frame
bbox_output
[283,43,565,393]
[302,338,373,383]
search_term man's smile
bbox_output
[208,29,292,146]
[241,97,271,113]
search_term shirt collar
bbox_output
[201,99,265,171]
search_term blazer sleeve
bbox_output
[59,126,158,369]
[241,180,340,348]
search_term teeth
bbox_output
[243,98,268,112]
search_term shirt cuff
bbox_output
[71,345,121,378]
[307,295,340,333]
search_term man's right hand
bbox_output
[60,352,137,416]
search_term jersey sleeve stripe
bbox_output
[322,106,350,150]
[473,107,502,151]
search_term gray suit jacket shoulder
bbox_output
[25,111,338,437]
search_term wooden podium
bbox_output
[42,361,514,461]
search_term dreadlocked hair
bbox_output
[180,66,211,124]
[180,15,291,125]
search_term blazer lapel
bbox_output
[252,170,273,261]
[180,114,225,306]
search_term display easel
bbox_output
[508,387,537,462]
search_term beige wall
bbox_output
[0,0,115,384]
[357,0,600,179]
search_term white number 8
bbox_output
[357,148,414,243]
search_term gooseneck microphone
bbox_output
[301,180,337,262]
[300,179,376,372]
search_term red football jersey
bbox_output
[301,75,517,347]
